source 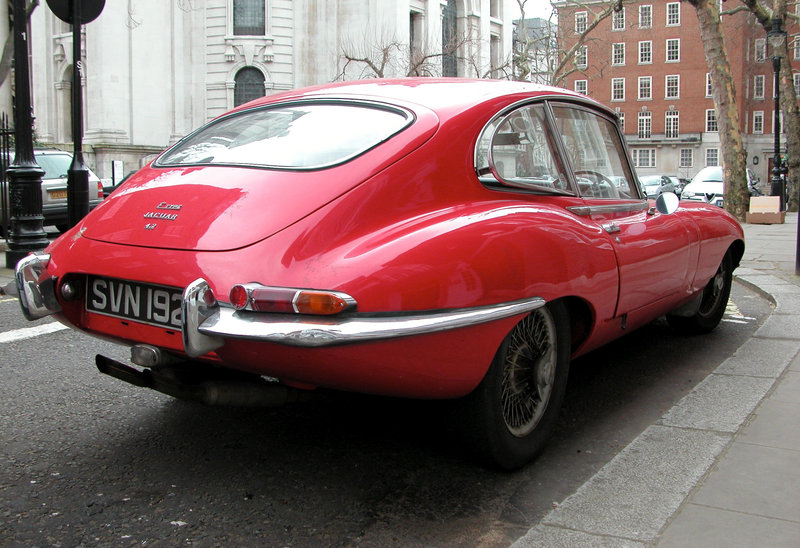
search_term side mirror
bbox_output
[655,191,680,215]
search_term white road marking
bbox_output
[0,322,69,344]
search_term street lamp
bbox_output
[768,17,787,211]
[5,0,49,268]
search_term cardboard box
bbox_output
[746,196,785,224]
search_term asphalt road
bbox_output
[0,282,771,547]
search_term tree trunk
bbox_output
[687,0,749,220]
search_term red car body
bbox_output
[16,79,744,468]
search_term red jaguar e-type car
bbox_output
[16,79,744,469]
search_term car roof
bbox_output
[230,78,611,121]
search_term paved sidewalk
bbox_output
[514,214,800,547]
[2,216,800,547]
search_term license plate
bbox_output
[86,276,183,329]
[48,189,67,199]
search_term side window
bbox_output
[551,105,638,200]
[475,104,569,193]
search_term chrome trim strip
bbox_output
[182,279,545,350]
[15,253,61,321]
[567,201,649,216]
[182,278,224,357]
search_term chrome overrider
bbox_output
[182,278,545,357]
[14,260,546,357]
[15,253,61,321]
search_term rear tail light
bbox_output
[229,283,356,316]
[96,181,103,199]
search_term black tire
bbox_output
[462,301,571,470]
[667,251,732,334]
[55,224,69,233]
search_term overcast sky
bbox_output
[514,0,555,20]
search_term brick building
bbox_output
[555,0,798,184]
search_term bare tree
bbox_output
[513,0,559,83]
[684,0,750,220]
[740,0,800,212]
[336,29,508,81]
[550,0,622,87]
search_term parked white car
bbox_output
[681,166,757,208]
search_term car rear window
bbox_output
[156,102,412,170]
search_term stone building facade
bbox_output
[22,0,513,180]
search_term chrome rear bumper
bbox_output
[14,264,545,358]
[182,278,545,357]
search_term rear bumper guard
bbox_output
[15,253,61,321]
[182,278,545,357]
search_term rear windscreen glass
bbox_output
[157,102,412,170]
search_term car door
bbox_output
[549,103,693,319]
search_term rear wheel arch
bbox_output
[559,296,593,355]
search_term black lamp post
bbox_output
[768,17,787,212]
[5,0,49,268]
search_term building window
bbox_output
[638,76,652,100]
[613,8,625,30]
[754,38,766,62]
[639,41,652,64]
[794,73,800,96]
[639,5,652,28]
[612,78,625,101]
[665,75,680,98]
[612,43,626,66]
[490,0,500,18]
[233,0,266,35]
[632,148,656,167]
[575,80,588,94]
[706,109,718,132]
[794,37,800,60]
[667,3,680,26]
[706,73,713,97]
[666,39,680,62]
[442,0,457,76]
[665,111,679,139]
[576,45,588,68]
[706,148,719,167]
[575,11,587,33]
[233,66,265,106]
[753,111,764,134]
[618,112,625,132]
[638,112,652,139]
[680,148,693,168]
[754,74,765,99]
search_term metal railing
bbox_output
[0,113,13,238]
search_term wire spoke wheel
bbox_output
[697,259,729,318]
[667,250,733,335]
[461,301,570,470]
[501,309,557,438]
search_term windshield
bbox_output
[694,167,723,183]
[36,153,72,180]
[157,102,412,170]
[640,175,662,185]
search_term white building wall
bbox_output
[23,0,512,178]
